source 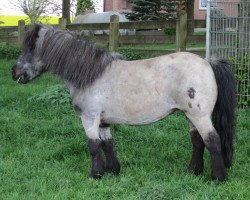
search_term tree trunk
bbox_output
[29,15,37,25]
[62,0,71,24]
[187,0,194,35]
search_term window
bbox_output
[199,0,217,10]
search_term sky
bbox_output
[0,0,103,16]
[0,0,25,15]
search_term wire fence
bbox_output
[207,0,250,108]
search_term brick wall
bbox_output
[104,0,131,12]
[194,0,206,20]
[104,0,207,20]
[194,0,241,20]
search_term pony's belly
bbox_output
[104,110,174,125]
[102,102,176,125]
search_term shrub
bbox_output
[0,43,21,59]
[163,28,176,36]
[28,84,70,105]
[229,54,250,107]
[118,49,148,60]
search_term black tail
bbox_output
[209,58,237,168]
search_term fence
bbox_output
[206,0,250,107]
[0,17,206,55]
[0,26,19,44]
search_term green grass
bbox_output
[119,43,205,51]
[0,59,250,199]
[193,32,206,36]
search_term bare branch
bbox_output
[13,0,61,24]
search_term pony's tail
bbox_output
[209,58,237,168]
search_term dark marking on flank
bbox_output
[197,104,201,110]
[188,87,196,99]
[188,102,192,108]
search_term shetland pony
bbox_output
[12,24,236,181]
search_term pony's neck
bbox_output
[38,30,116,88]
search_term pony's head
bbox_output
[12,24,45,84]
[12,52,44,84]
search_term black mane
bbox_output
[23,24,42,53]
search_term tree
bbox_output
[62,0,71,24]
[126,0,178,21]
[15,0,61,24]
[76,0,94,15]
[186,0,194,35]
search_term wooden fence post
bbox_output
[109,15,119,52]
[18,20,25,45]
[176,0,187,52]
[59,18,67,29]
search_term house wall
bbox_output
[104,0,131,12]
[194,0,241,20]
[104,0,239,20]
[218,0,240,17]
[194,0,206,20]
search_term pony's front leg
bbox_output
[99,124,120,175]
[80,115,105,179]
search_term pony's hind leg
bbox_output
[187,121,205,175]
[80,115,105,179]
[186,115,227,181]
[99,123,120,175]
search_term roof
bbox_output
[73,11,129,24]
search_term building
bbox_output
[104,0,131,13]
[103,0,221,20]
[194,0,206,19]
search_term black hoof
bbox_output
[106,161,121,175]
[212,169,227,182]
[89,170,105,179]
[187,163,203,175]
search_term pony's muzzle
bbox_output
[11,65,29,84]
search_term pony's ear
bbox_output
[23,24,42,52]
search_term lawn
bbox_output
[119,43,205,51]
[0,59,249,199]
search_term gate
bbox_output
[206,0,250,107]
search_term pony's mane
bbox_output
[23,24,41,53]
[24,24,122,89]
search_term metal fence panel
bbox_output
[207,0,250,107]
